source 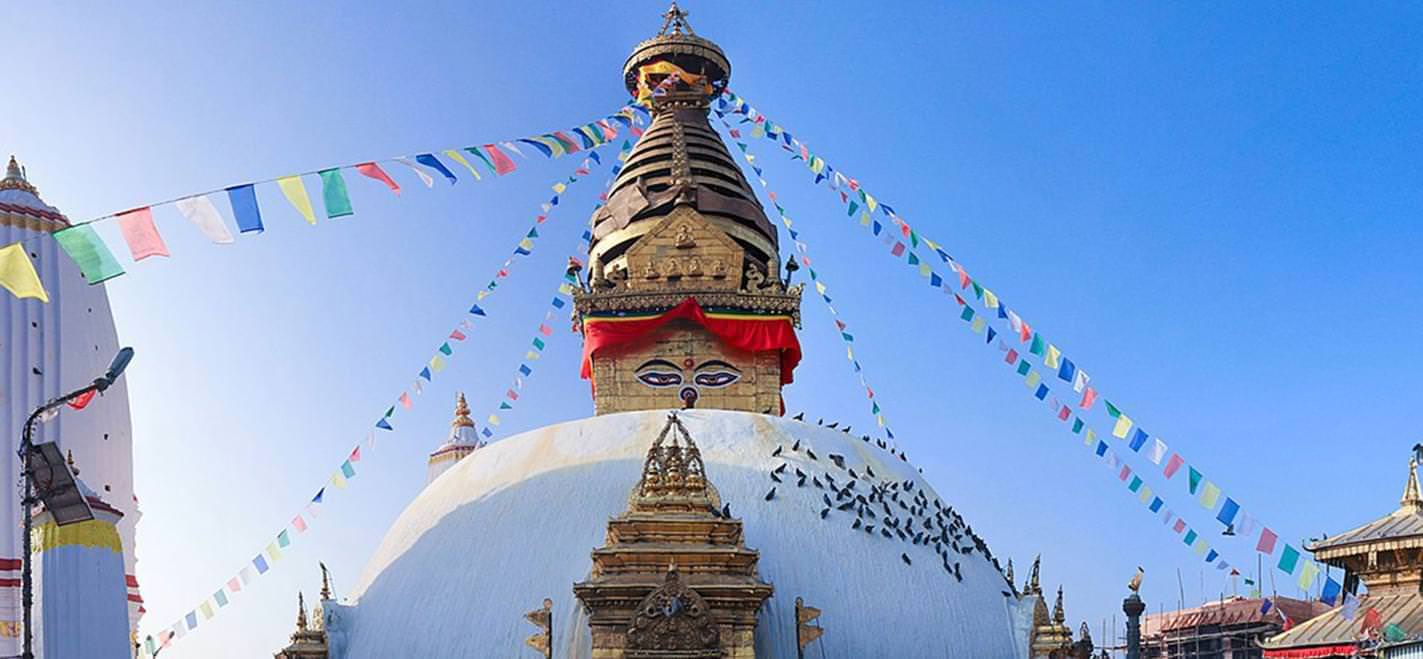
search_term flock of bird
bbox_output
[746,413,1012,591]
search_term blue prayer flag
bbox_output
[518,364,532,376]
[469,305,487,316]
[1095,441,1108,457]
[1149,497,1163,512]
[588,151,600,164]
[226,184,264,234]
[514,246,531,256]
[1321,577,1342,606]
[1216,497,1241,526]
[1129,429,1149,452]
[312,488,324,504]
[552,297,566,308]
[1034,384,1049,400]
[253,555,269,574]
[872,221,882,236]
[419,368,431,381]
[930,273,943,288]
[376,418,393,431]
[986,327,997,344]
[481,428,493,438]
[1259,599,1272,615]
[1205,550,1218,563]
[415,154,457,184]
[186,611,199,630]
[1058,358,1076,382]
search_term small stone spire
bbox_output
[295,592,308,632]
[1005,559,1015,588]
[1027,554,1042,595]
[319,562,332,601]
[1402,456,1422,513]
[452,392,474,429]
[1053,586,1066,625]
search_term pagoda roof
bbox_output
[1310,458,1423,556]
[1144,596,1328,636]
[1263,591,1423,652]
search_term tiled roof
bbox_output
[1264,592,1423,650]
[1310,509,1423,552]
[1144,596,1329,636]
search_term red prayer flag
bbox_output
[1164,453,1185,479]
[355,162,401,195]
[227,577,242,593]
[449,329,467,341]
[1020,322,1032,343]
[552,131,581,153]
[1005,349,1019,364]
[482,145,517,175]
[117,207,169,260]
[1057,406,1071,421]
[1173,519,1187,533]
[349,446,361,462]
[539,324,553,336]
[506,389,519,401]
[957,267,971,289]
[1119,465,1131,481]
[398,392,412,410]
[1257,527,1278,554]
[890,242,906,257]
[630,126,645,138]
[1079,386,1098,410]
[291,515,308,533]
[67,389,97,411]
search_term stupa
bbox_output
[304,5,1051,657]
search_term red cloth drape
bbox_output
[580,297,801,384]
[1262,645,1359,659]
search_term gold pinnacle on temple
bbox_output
[452,392,474,429]
[319,562,332,601]
[295,592,308,632]
[659,1,693,36]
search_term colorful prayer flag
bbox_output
[443,149,481,181]
[1112,414,1133,439]
[116,207,169,260]
[1199,481,1221,509]
[53,225,125,283]
[1277,544,1300,574]
[1188,467,1203,494]
[1164,453,1185,478]
[415,153,458,184]
[276,176,317,224]
[0,242,48,302]
[1216,497,1240,526]
[175,195,236,244]
[226,184,265,233]
[318,168,354,218]
[1257,527,1278,554]
[355,162,401,195]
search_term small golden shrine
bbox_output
[573,413,773,658]
[1024,556,1076,659]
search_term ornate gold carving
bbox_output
[625,567,720,657]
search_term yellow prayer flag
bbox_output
[876,414,885,427]
[971,317,985,333]
[1024,371,1041,389]
[1139,484,1153,505]
[200,601,214,620]
[552,182,567,194]
[846,346,854,361]
[863,193,877,213]
[443,150,481,180]
[277,176,317,225]
[1297,562,1318,590]
[558,283,575,296]
[526,350,540,360]
[430,355,446,372]
[266,541,283,562]
[983,290,999,309]
[1112,414,1133,439]
[331,471,347,489]
[859,212,871,227]
[1045,344,1061,369]
[1199,481,1221,510]
[487,414,500,426]
[476,290,490,301]
[518,238,534,250]
[1193,537,1209,557]
[815,281,827,295]
[1084,428,1096,447]
[0,243,48,303]
[918,263,932,278]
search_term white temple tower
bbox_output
[0,157,143,652]
[425,392,480,485]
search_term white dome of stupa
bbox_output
[328,409,1027,658]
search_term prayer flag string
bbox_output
[719,90,1340,604]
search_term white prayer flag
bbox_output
[175,195,235,244]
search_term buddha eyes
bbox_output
[637,371,683,387]
[693,371,740,388]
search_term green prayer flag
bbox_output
[318,168,354,218]
[972,282,984,299]
[527,227,539,238]
[340,460,355,479]
[960,306,975,321]
[1188,467,1202,494]
[1278,545,1300,574]
[53,225,125,284]
[1129,476,1143,492]
[439,343,453,355]
[277,529,291,548]
[1016,360,1032,376]
[499,401,512,410]
[847,202,859,217]
[532,337,546,351]
[910,231,919,248]
[1029,334,1045,356]
[871,402,880,414]
[1105,401,1121,418]
[384,406,395,418]
[907,252,920,266]
[465,147,498,174]
[1071,418,1084,433]
[214,590,230,607]
[1183,530,1197,545]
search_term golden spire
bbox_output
[1027,554,1042,595]
[295,592,309,632]
[1053,586,1065,625]
[319,562,332,601]
[658,2,694,36]
[451,392,475,429]
[1403,455,1423,513]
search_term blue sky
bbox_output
[6,1,1423,656]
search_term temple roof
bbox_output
[0,155,69,230]
[1145,596,1328,636]
[1309,458,1423,554]
[1263,591,1417,651]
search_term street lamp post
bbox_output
[19,347,134,659]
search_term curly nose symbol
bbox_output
[679,386,698,409]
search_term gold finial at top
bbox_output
[1127,566,1144,593]
[1027,554,1041,595]
[452,392,475,429]
[659,2,694,36]
[1053,586,1065,624]
[1403,450,1423,513]
[295,592,309,632]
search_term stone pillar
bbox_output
[1122,593,1145,659]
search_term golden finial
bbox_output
[659,2,694,36]
[1053,586,1065,624]
[319,562,332,601]
[452,392,475,429]
[295,592,309,632]
[1402,449,1423,513]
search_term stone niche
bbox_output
[591,320,782,415]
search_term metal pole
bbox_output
[1123,592,1145,659]
[20,406,41,659]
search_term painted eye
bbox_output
[693,371,740,388]
[637,371,683,387]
